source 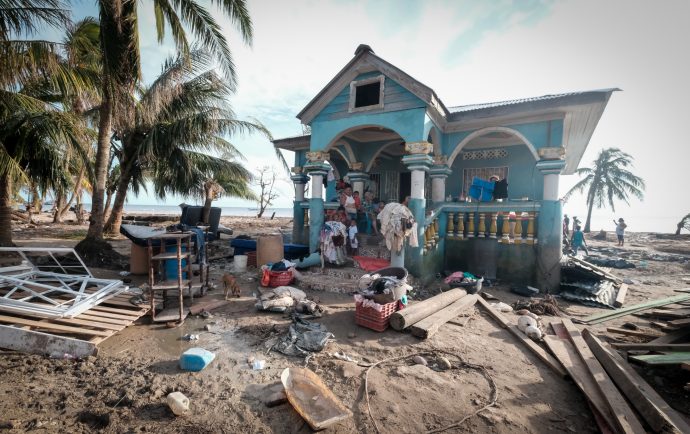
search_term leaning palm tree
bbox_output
[102,49,269,235]
[676,213,690,235]
[85,0,255,244]
[564,148,645,233]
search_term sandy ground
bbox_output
[2,212,690,433]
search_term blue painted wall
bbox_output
[446,145,544,201]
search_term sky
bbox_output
[49,0,690,232]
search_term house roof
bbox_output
[296,44,449,124]
[447,89,620,114]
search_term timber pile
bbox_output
[543,317,690,434]
[387,289,477,339]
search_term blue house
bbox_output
[273,45,616,290]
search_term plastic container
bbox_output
[166,391,190,415]
[234,255,248,272]
[355,300,397,332]
[263,270,294,288]
[164,244,188,280]
[179,347,215,372]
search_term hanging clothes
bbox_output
[377,203,418,253]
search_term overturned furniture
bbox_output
[0,247,148,357]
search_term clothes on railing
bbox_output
[377,203,419,253]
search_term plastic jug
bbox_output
[234,255,248,272]
[166,391,190,415]
[179,348,216,372]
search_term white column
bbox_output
[431,177,445,202]
[310,174,323,200]
[295,183,305,201]
[543,173,559,201]
[411,169,425,199]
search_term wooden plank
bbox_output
[668,318,690,328]
[560,318,645,434]
[41,317,123,331]
[579,294,690,325]
[0,315,112,337]
[571,257,623,283]
[153,306,189,323]
[88,304,147,315]
[77,309,141,321]
[606,327,662,339]
[648,329,690,345]
[410,295,477,339]
[613,284,627,308]
[629,352,690,366]
[647,309,690,319]
[583,329,690,434]
[0,324,96,358]
[75,313,131,326]
[476,297,567,377]
[610,343,690,352]
[544,325,617,430]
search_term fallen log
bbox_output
[389,288,467,331]
[410,295,477,339]
[11,211,30,222]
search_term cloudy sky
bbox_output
[61,0,689,232]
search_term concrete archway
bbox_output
[447,126,539,166]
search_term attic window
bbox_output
[349,75,385,112]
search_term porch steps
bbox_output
[356,234,390,260]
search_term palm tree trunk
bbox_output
[584,195,595,233]
[58,169,84,221]
[0,174,13,247]
[104,160,134,236]
[202,183,213,224]
[53,192,66,223]
[86,96,112,240]
[103,189,113,221]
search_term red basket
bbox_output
[262,269,294,287]
[355,300,397,332]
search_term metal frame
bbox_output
[0,247,128,318]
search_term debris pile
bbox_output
[560,256,627,308]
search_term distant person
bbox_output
[563,214,570,237]
[572,216,581,233]
[614,218,627,246]
[335,206,349,225]
[571,225,589,256]
[348,219,359,255]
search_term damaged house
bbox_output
[273,44,616,290]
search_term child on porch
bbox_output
[348,219,359,256]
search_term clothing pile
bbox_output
[320,221,348,265]
[357,268,411,304]
[444,271,483,294]
[256,286,305,312]
[377,203,418,253]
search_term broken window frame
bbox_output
[0,247,129,318]
[348,75,385,113]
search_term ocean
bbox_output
[123,204,294,218]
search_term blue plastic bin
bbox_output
[179,347,215,372]
[165,244,188,280]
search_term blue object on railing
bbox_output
[179,348,216,371]
[469,177,495,202]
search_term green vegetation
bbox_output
[564,148,645,233]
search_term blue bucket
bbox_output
[164,244,188,280]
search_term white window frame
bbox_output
[349,75,385,113]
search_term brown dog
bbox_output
[222,273,241,299]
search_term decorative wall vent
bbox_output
[462,148,508,160]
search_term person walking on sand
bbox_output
[571,225,588,256]
[614,218,627,246]
[563,214,570,237]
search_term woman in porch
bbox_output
[340,187,357,220]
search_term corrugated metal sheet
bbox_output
[560,280,617,309]
[448,89,618,114]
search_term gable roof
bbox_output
[297,44,449,125]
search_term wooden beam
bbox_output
[629,352,690,366]
[544,325,617,430]
[613,284,627,308]
[583,329,690,434]
[476,297,567,377]
[570,256,623,283]
[648,329,690,345]
[0,324,96,358]
[579,294,690,325]
[409,295,477,339]
[668,318,690,328]
[0,314,111,337]
[610,343,690,352]
[606,327,662,339]
[560,319,646,434]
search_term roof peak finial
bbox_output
[355,44,373,56]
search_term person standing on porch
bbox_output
[340,187,357,220]
[614,218,627,246]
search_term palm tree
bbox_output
[564,148,645,233]
[102,49,268,235]
[676,213,690,235]
[85,0,254,244]
[0,2,96,246]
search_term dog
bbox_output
[222,273,241,299]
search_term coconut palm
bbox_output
[676,213,690,235]
[0,2,97,246]
[564,148,645,233]
[102,49,268,235]
[85,0,255,244]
